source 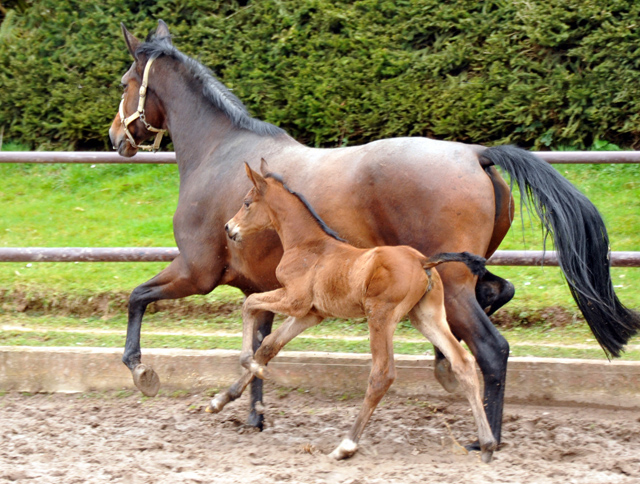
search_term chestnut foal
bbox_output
[209,161,497,463]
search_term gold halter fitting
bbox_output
[118,56,167,152]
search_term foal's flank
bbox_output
[210,160,497,462]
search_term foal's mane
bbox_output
[264,173,347,243]
[136,34,286,138]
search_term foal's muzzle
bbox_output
[225,221,241,242]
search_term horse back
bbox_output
[282,137,498,258]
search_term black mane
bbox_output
[264,173,347,243]
[136,35,286,138]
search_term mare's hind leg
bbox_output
[434,270,514,393]
[124,255,218,396]
[330,308,399,460]
[409,286,497,463]
[443,285,509,449]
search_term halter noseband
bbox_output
[118,56,167,152]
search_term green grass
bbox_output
[1,325,638,360]
[1,153,637,310]
[1,311,638,360]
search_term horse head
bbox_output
[225,160,274,243]
[109,20,169,157]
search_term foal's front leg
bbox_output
[206,314,322,413]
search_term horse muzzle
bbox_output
[109,123,138,158]
[225,221,242,242]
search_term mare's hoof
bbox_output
[480,439,498,464]
[434,358,459,393]
[132,364,160,397]
[246,410,265,431]
[328,439,358,460]
[465,440,481,452]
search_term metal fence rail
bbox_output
[1,151,638,267]
[3,150,640,164]
[0,248,639,266]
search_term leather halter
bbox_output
[118,56,167,152]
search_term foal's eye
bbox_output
[244,200,251,208]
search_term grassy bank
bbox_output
[2,312,639,360]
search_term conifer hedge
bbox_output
[1,0,640,150]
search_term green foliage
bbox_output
[2,0,640,149]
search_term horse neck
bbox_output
[151,58,287,178]
[265,188,332,251]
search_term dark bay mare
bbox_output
[108,21,640,447]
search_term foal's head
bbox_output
[225,160,275,243]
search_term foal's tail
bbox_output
[424,252,487,277]
[480,145,640,358]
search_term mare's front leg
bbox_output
[125,254,219,396]
[247,310,274,430]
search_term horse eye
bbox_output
[244,200,251,208]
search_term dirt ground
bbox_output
[0,388,638,484]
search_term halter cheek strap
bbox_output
[118,56,167,152]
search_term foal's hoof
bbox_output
[132,364,160,397]
[434,357,459,393]
[205,394,228,414]
[328,439,358,460]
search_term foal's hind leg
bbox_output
[330,308,400,460]
[409,289,497,463]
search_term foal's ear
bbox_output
[121,23,141,60]
[156,19,172,41]
[244,162,267,193]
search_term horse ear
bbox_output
[245,162,267,193]
[121,23,141,60]
[156,19,171,41]
[260,158,270,176]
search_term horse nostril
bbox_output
[224,223,230,233]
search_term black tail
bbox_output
[481,145,640,358]
[427,252,487,278]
